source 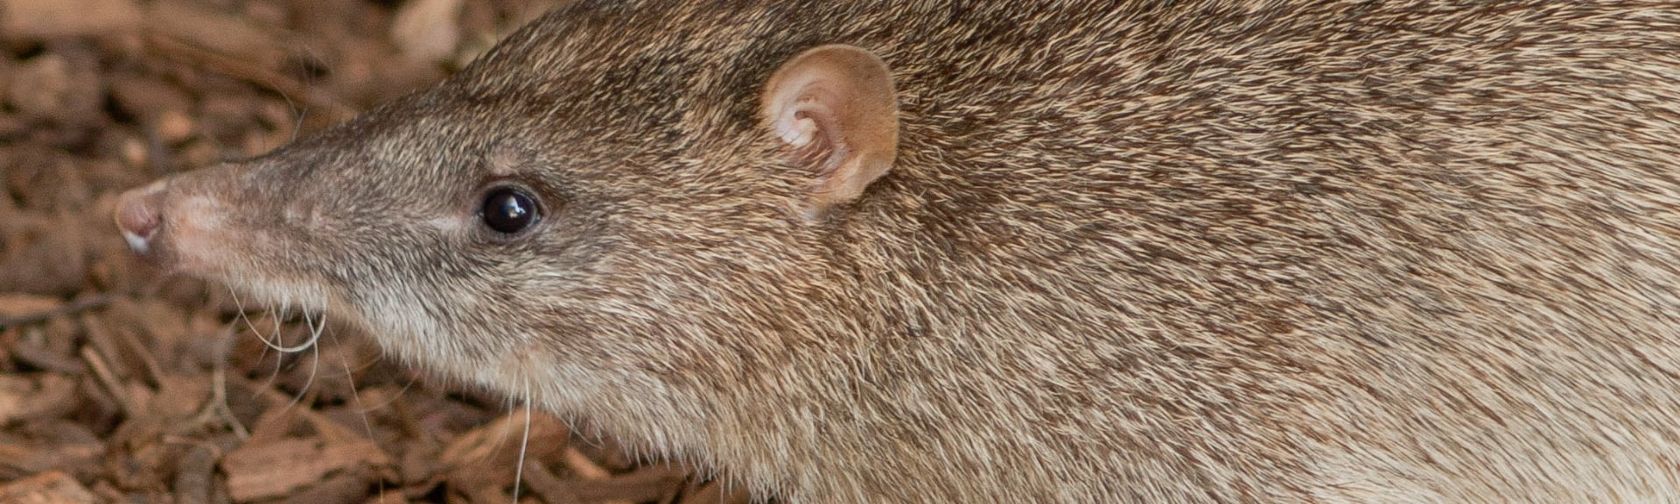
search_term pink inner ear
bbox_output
[775,105,821,147]
[772,81,846,147]
[760,44,899,218]
[775,96,851,176]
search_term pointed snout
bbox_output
[114,180,167,256]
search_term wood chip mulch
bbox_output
[0,0,748,502]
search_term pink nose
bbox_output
[114,182,165,254]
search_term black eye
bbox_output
[479,186,539,234]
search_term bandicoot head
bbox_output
[111,6,915,489]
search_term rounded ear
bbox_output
[760,44,899,221]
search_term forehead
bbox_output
[448,4,763,136]
[286,3,796,209]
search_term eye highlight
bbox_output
[479,186,540,234]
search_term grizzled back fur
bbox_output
[117,1,1680,502]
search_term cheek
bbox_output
[346,278,521,364]
[352,283,446,338]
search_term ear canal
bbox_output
[760,44,900,220]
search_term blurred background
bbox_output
[0,0,741,502]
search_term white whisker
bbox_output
[269,308,284,344]
[262,309,325,353]
[256,300,288,388]
[229,288,279,362]
[333,332,386,504]
[228,288,258,336]
[285,335,321,410]
[512,377,533,504]
[366,377,419,410]
[336,341,377,437]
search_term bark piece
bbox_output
[220,437,390,502]
[0,471,98,504]
[0,0,142,41]
[0,373,77,425]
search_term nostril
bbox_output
[114,187,163,254]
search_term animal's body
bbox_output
[115,2,1680,502]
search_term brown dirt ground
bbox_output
[0,0,747,502]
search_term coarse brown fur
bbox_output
[115,1,1680,502]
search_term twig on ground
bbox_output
[0,294,113,329]
[81,346,139,418]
